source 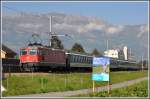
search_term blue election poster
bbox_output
[92,57,110,81]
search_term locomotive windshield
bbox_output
[21,50,27,55]
[29,49,37,55]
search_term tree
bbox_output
[91,48,99,56]
[51,36,64,49]
[91,48,103,56]
[71,43,85,53]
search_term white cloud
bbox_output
[18,23,43,29]
[105,25,124,34]
[85,23,105,31]
[2,12,148,58]
[137,25,148,38]
[54,18,106,34]
[53,15,124,35]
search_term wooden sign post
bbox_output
[93,80,95,96]
[108,80,111,96]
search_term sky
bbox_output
[2,1,149,61]
[2,2,148,25]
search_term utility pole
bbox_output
[48,16,72,48]
[49,16,52,47]
[106,40,109,50]
[142,56,143,71]
[129,48,131,60]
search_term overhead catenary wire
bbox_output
[2,5,73,47]
[2,5,50,21]
[2,5,75,40]
[2,5,51,45]
[2,5,50,34]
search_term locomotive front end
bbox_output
[20,46,42,71]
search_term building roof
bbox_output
[2,44,17,56]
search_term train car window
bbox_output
[76,55,79,62]
[80,56,82,63]
[89,57,91,64]
[83,57,85,63]
[82,56,84,63]
[88,57,90,63]
[74,55,76,63]
[75,55,78,62]
[74,55,76,62]
[30,49,37,55]
[78,56,80,63]
[76,56,79,62]
[85,57,87,63]
[81,56,83,63]
[21,50,27,55]
[71,55,74,62]
[90,57,93,64]
[87,57,89,63]
[77,56,79,62]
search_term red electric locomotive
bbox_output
[20,43,66,72]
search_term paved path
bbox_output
[10,77,148,98]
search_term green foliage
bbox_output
[71,43,85,53]
[2,71,148,96]
[51,36,64,49]
[91,48,103,56]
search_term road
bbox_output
[7,77,148,98]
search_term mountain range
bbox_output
[2,12,148,60]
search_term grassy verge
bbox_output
[75,80,148,97]
[2,71,148,96]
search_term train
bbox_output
[19,43,140,72]
[20,43,93,72]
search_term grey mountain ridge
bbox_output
[2,12,148,60]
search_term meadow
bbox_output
[75,80,148,97]
[2,71,148,96]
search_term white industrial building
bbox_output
[104,49,119,58]
[104,46,128,60]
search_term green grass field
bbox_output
[2,71,148,96]
[75,80,148,97]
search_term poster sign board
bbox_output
[92,57,110,81]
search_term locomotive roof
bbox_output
[21,45,65,52]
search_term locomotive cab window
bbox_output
[30,49,37,55]
[21,50,27,55]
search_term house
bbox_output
[1,50,6,59]
[1,44,17,59]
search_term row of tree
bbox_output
[71,43,103,56]
[51,36,103,56]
